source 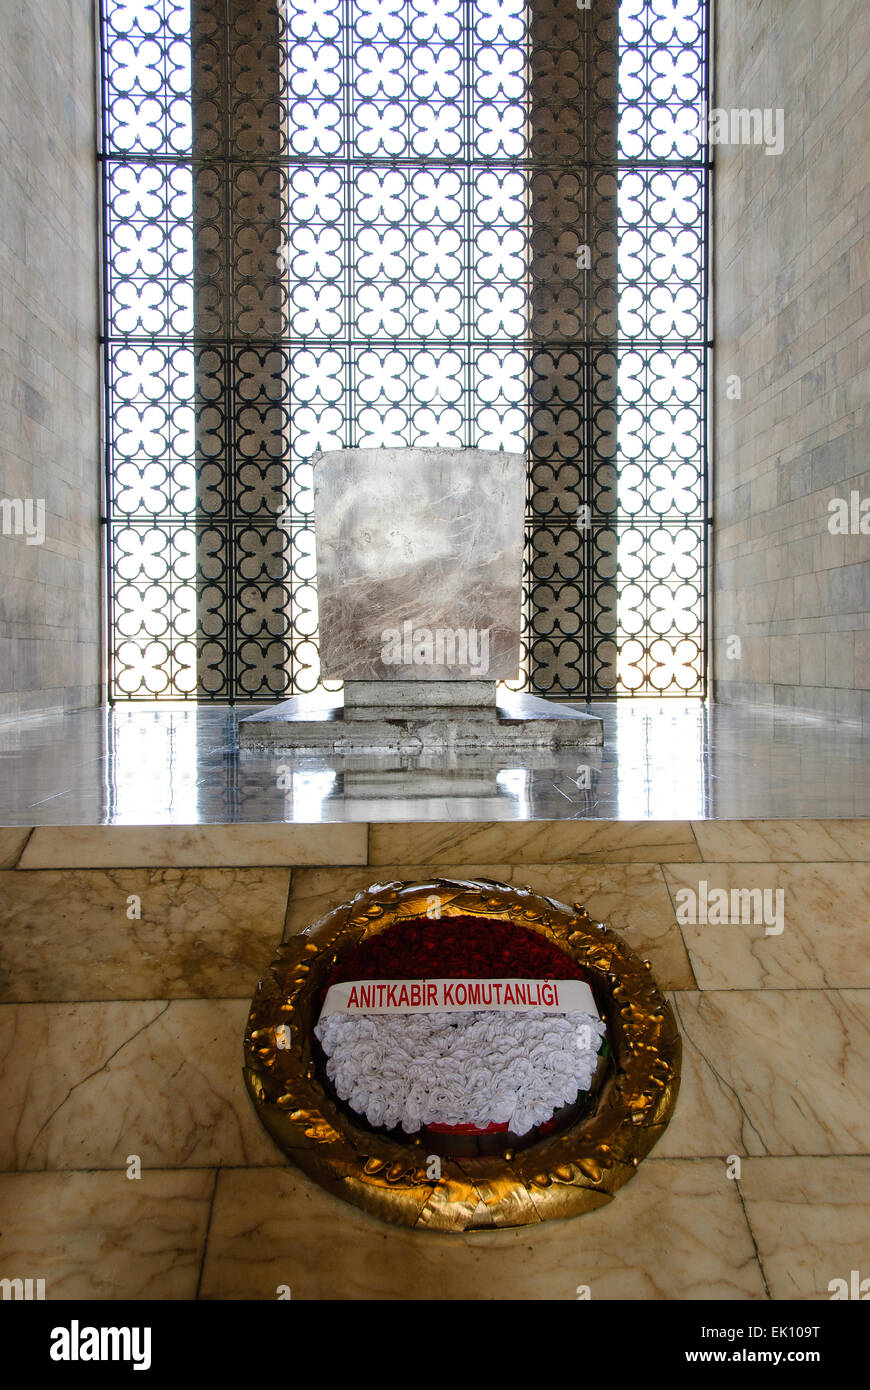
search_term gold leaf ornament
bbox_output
[244,877,681,1231]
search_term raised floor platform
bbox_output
[0,700,869,824]
[238,689,604,752]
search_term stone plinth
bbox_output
[239,690,603,753]
[314,447,525,681]
[239,446,605,752]
[343,679,496,720]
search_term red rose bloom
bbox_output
[323,914,588,994]
[317,914,599,1145]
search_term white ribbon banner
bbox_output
[319,977,598,1019]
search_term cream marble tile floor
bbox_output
[0,821,868,1299]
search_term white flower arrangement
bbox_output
[314,1007,607,1135]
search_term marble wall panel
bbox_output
[714,0,870,721]
[314,449,526,681]
[0,0,101,719]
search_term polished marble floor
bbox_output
[1,699,870,824]
[1,824,868,1298]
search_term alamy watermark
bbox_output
[828,1269,870,1299]
[0,497,45,546]
[50,1322,151,1370]
[700,100,785,157]
[1,1276,45,1300]
[381,620,490,676]
[675,880,784,936]
[827,491,870,534]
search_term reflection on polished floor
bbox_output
[0,700,869,825]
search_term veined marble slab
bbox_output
[314,447,525,680]
[0,1171,212,1299]
[0,999,283,1170]
[367,819,701,864]
[657,989,870,1158]
[0,867,292,1001]
[664,861,870,989]
[691,819,870,861]
[199,1161,765,1300]
[739,1157,870,1300]
[17,822,366,869]
[282,862,694,988]
[0,828,31,868]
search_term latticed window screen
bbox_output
[99,0,709,700]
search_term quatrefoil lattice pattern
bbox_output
[99,0,709,700]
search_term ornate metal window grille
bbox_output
[99,0,709,701]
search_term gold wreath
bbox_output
[244,878,681,1231]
